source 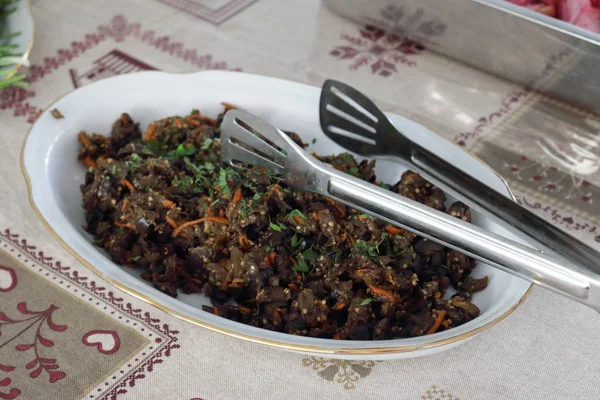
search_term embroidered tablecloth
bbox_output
[2,1,600,399]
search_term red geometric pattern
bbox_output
[2,14,239,124]
[156,0,258,24]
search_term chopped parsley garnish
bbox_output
[360,298,374,306]
[201,138,214,150]
[311,138,317,144]
[302,247,317,262]
[378,182,392,190]
[292,259,309,273]
[355,239,380,259]
[285,209,307,222]
[269,221,282,232]
[347,167,359,176]
[167,143,196,159]
[291,233,300,248]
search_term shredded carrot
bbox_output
[172,216,228,237]
[230,278,245,288]
[221,102,237,111]
[120,179,135,191]
[289,256,296,264]
[231,188,243,205]
[114,221,136,231]
[78,131,91,148]
[358,215,368,222]
[333,303,346,311]
[369,285,396,302]
[442,320,450,329]
[214,235,227,245]
[82,156,96,169]
[219,209,225,218]
[213,306,219,316]
[144,123,157,141]
[311,152,321,160]
[332,332,341,340]
[356,269,370,275]
[269,252,276,264]
[349,236,356,245]
[312,213,320,222]
[166,217,178,229]
[385,226,405,235]
[162,199,176,209]
[121,199,129,212]
[264,256,271,267]
[174,119,183,128]
[188,119,200,127]
[199,116,217,127]
[207,208,215,217]
[293,215,306,226]
[238,234,250,248]
[426,310,447,335]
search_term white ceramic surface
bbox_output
[1,0,34,70]
[22,71,531,360]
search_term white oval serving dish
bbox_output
[22,71,531,360]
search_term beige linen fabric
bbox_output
[1,0,598,398]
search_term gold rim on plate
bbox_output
[20,84,532,356]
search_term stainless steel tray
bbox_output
[324,0,600,114]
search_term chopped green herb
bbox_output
[238,199,250,217]
[360,298,375,306]
[292,259,309,273]
[131,256,141,261]
[378,182,392,190]
[218,169,231,194]
[253,193,263,200]
[201,138,214,150]
[347,167,359,176]
[111,165,117,175]
[303,247,317,262]
[291,233,300,248]
[285,209,307,222]
[359,213,376,221]
[87,167,94,174]
[355,239,379,259]
[264,246,273,253]
[165,143,196,159]
[269,221,282,232]
[311,138,317,144]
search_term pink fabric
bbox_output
[506,0,600,33]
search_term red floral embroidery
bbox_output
[330,25,423,76]
[0,303,67,383]
[0,230,181,400]
[0,267,17,292]
[0,364,20,400]
[3,14,238,124]
[82,330,121,355]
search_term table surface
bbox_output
[2,0,600,399]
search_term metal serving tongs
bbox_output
[318,79,600,277]
[220,109,600,312]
